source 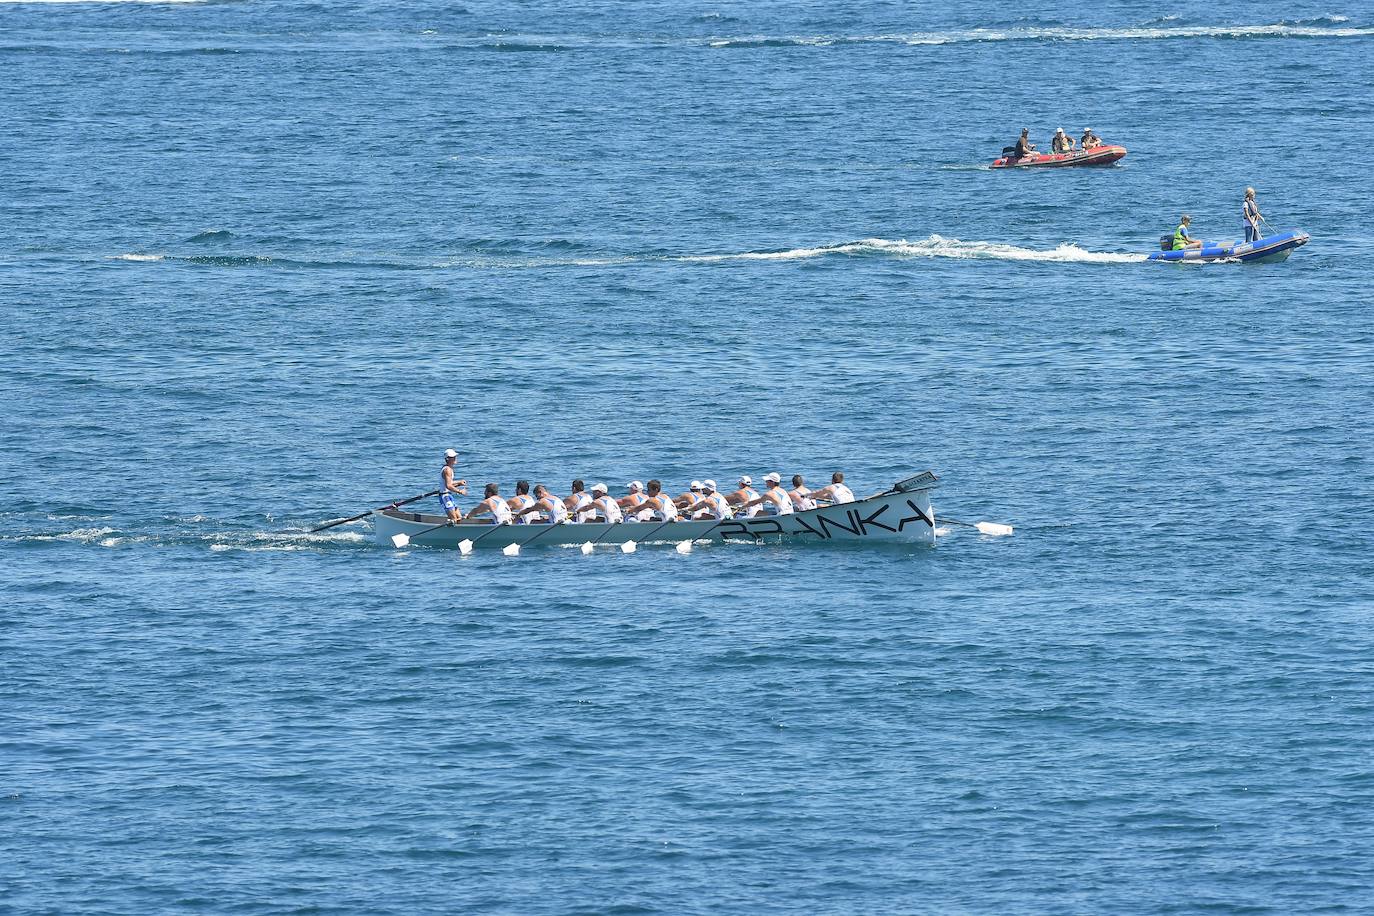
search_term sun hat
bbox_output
[738,475,752,486]
[626,480,643,492]
[764,472,781,484]
[690,480,702,491]
[444,448,458,458]
[591,482,607,494]
[702,479,717,491]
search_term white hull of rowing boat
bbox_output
[372,472,940,550]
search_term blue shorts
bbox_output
[440,493,458,512]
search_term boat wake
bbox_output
[674,236,1144,265]
[707,21,1373,48]
[3,521,370,552]
[107,235,1143,270]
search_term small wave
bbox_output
[185,229,234,243]
[110,253,164,262]
[676,236,1143,265]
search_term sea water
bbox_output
[3,1,1373,912]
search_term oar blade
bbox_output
[390,533,411,548]
[976,521,1014,536]
[580,541,594,555]
[621,541,636,553]
[502,543,519,557]
[675,540,692,554]
[457,539,474,555]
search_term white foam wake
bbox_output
[677,236,1144,265]
[709,22,1373,47]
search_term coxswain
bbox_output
[675,481,703,512]
[683,480,732,520]
[788,474,815,511]
[727,475,761,517]
[738,473,795,516]
[507,479,536,524]
[1014,128,1036,159]
[587,483,623,523]
[623,479,679,522]
[1172,214,1202,250]
[564,479,594,522]
[515,484,568,524]
[810,472,855,505]
[466,483,512,525]
[1243,187,1263,243]
[439,448,468,523]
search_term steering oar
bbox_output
[311,489,439,533]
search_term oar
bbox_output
[675,516,730,554]
[940,517,1014,537]
[459,522,511,555]
[580,520,618,555]
[621,517,678,553]
[311,489,439,533]
[390,517,455,549]
[503,519,567,556]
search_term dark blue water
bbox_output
[4,2,1374,912]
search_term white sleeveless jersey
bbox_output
[831,484,855,504]
[790,487,815,511]
[487,498,512,525]
[645,495,677,522]
[593,495,623,523]
[546,498,569,524]
[510,493,535,523]
[701,492,731,520]
[568,491,593,522]
[764,489,795,516]
[734,488,760,517]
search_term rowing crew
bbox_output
[438,450,855,525]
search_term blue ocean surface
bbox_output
[3,1,1374,912]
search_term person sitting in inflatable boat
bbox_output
[1051,128,1073,154]
[1172,215,1203,251]
[1081,128,1101,151]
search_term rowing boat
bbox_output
[373,472,941,550]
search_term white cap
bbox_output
[1056,127,1064,133]
[444,448,458,459]
[764,472,781,484]
[702,479,716,491]
[590,482,607,494]
[690,480,702,490]
[738,475,752,486]
[626,480,643,492]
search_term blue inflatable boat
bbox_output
[1148,229,1310,263]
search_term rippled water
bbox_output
[4,1,1374,912]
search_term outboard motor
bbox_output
[1001,146,1018,158]
[1159,234,1173,251]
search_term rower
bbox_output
[1013,128,1036,159]
[788,474,816,511]
[727,475,761,517]
[619,480,646,519]
[1243,187,1263,243]
[564,479,594,522]
[439,448,468,523]
[515,484,568,524]
[1172,214,1203,250]
[587,482,623,523]
[675,481,703,512]
[507,479,537,524]
[738,473,795,516]
[466,483,512,525]
[683,479,732,520]
[1051,127,1072,154]
[623,479,679,522]
[810,471,855,505]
